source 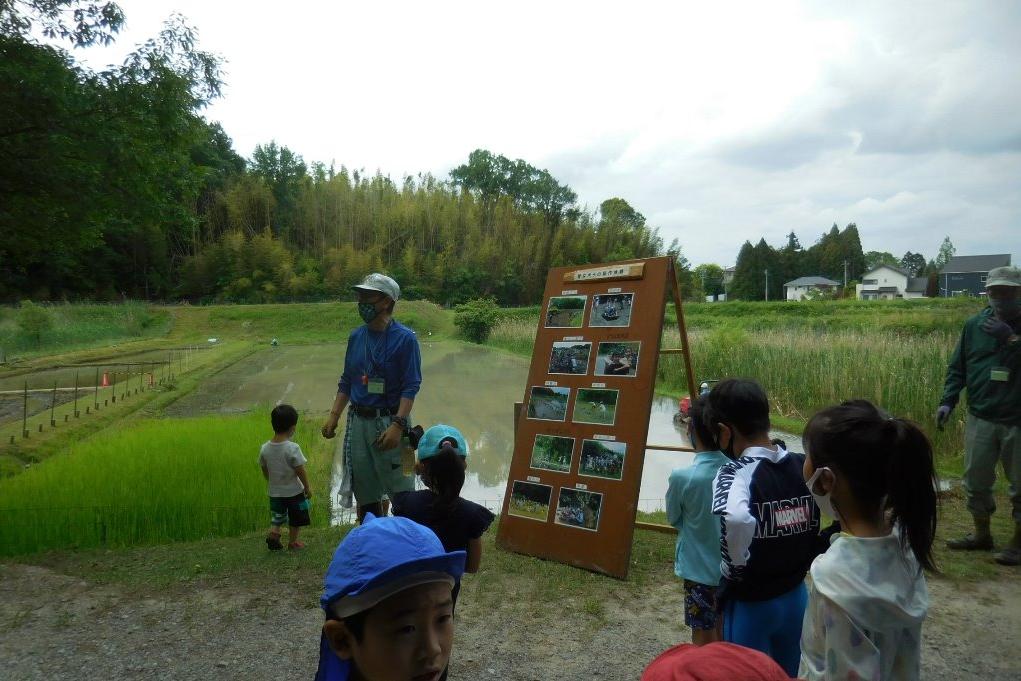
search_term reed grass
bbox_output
[488,313,968,468]
[0,412,332,556]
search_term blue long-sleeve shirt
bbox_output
[338,320,422,409]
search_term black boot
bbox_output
[994,523,1021,566]
[946,515,994,551]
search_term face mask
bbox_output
[805,467,839,522]
[990,298,1021,319]
[358,302,379,324]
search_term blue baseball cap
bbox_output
[417,424,469,461]
[316,514,466,681]
[321,513,466,615]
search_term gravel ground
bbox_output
[2,562,1019,680]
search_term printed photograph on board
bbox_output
[548,341,592,375]
[508,480,553,522]
[589,293,634,328]
[573,388,619,426]
[530,434,576,473]
[527,386,570,421]
[545,295,588,328]
[594,341,641,378]
[555,488,604,531]
[579,439,627,480]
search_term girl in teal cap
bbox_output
[391,424,495,609]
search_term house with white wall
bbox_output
[856,265,928,300]
[784,276,841,301]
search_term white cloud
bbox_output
[67,0,1021,266]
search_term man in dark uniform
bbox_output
[939,265,1021,565]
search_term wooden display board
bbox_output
[496,256,695,578]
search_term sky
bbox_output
[69,0,1021,267]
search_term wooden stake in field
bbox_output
[74,370,80,417]
[50,381,57,427]
[93,367,99,410]
[22,381,29,438]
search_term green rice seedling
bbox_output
[0,412,332,556]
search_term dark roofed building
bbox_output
[940,254,1012,297]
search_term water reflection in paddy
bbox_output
[160,339,800,515]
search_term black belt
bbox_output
[351,404,397,419]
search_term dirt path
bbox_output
[2,562,1018,680]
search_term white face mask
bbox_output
[805,467,840,522]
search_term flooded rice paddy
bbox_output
[166,341,800,513]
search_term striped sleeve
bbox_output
[712,458,760,582]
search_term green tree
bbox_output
[900,251,927,277]
[0,0,125,46]
[934,236,956,271]
[694,263,726,297]
[17,300,52,345]
[865,251,899,272]
[453,297,501,343]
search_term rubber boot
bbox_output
[946,515,994,551]
[994,523,1021,566]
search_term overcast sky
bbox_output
[71,0,1020,267]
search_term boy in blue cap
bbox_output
[316,514,466,681]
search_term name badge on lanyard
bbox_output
[991,367,1010,382]
[367,377,386,395]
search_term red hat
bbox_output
[641,643,795,681]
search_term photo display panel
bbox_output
[498,257,670,578]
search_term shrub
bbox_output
[454,297,501,343]
[17,301,51,346]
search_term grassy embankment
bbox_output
[0,300,453,474]
[491,298,984,476]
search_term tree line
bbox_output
[725,225,956,301]
[1,3,668,306]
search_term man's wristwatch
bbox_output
[392,415,409,430]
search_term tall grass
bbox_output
[0,412,332,556]
[488,313,967,467]
[0,302,169,358]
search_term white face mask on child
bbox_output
[806,467,840,523]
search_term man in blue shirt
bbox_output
[322,273,422,522]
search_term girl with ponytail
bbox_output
[799,400,938,681]
[391,424,495,609]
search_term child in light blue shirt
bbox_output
[666,396,731,645]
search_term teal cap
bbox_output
[417,424,469,460]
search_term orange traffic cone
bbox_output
[101,372,110,387]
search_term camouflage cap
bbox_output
[986,266,1021,288]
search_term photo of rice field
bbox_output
[545,295,587,328]
[573,388,619,426]
[530,434,575,473]
[527,386,570,421]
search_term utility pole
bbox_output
[843,259,849,287]
[764,269,769,302]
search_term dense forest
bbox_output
[1,2,669,306]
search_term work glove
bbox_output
[981,317,1014,344]
[935,404,953,429]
